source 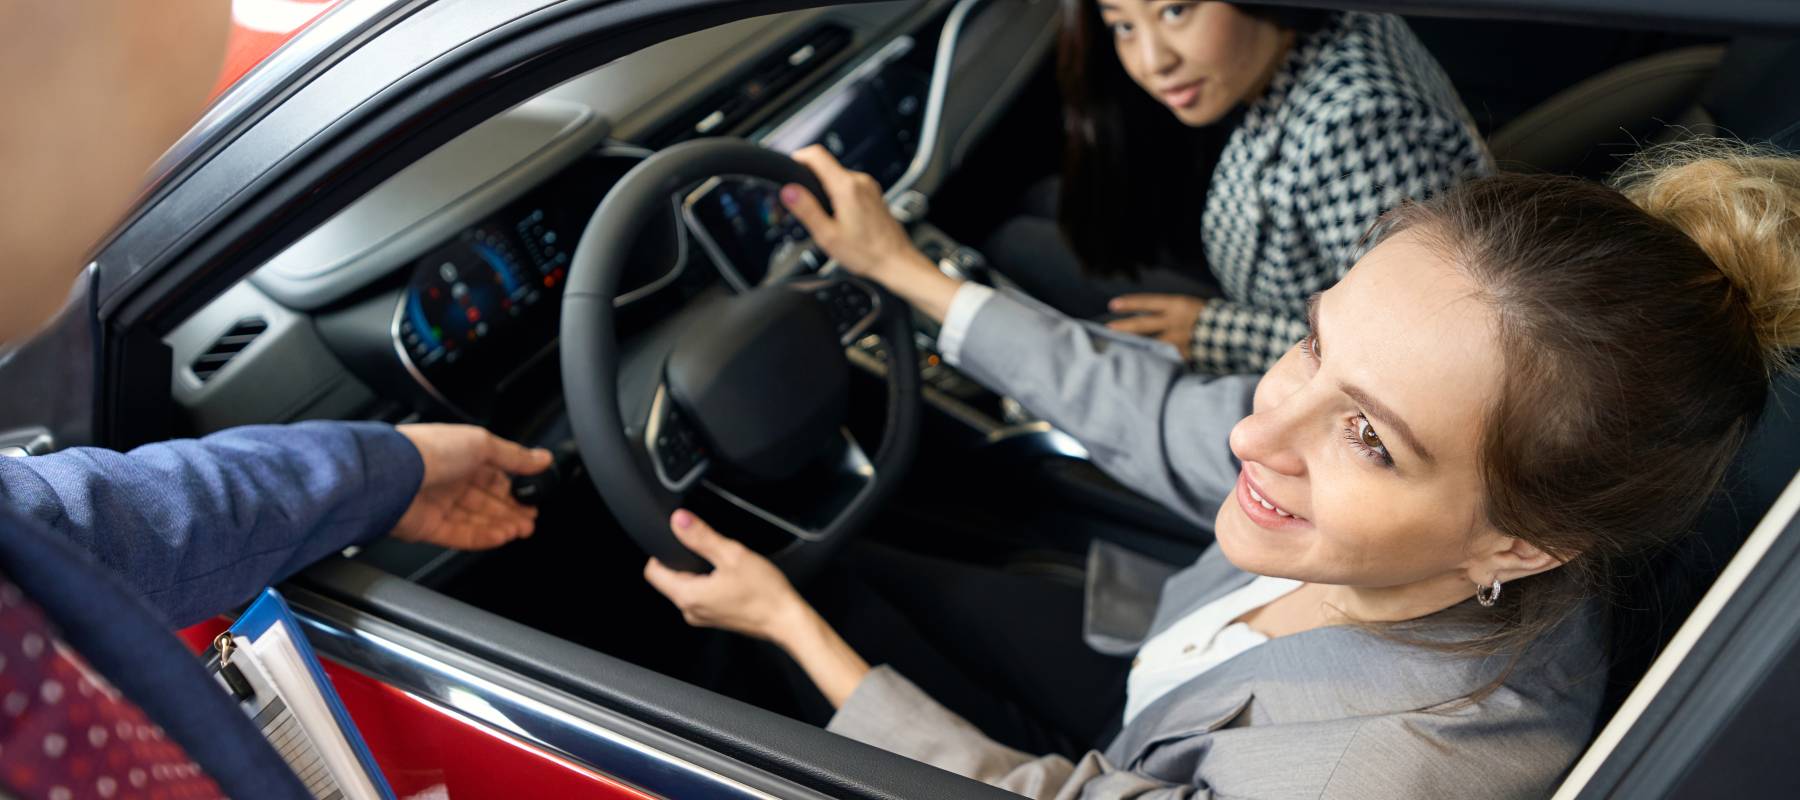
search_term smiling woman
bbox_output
[639,139,1800,799]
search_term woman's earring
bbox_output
[1475,576,1503,607]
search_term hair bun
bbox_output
[1615,141,1800,370]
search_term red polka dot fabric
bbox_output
[0,578,226,800]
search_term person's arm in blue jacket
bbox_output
[0,421,423,627]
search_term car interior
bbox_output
[151,0,1800,783]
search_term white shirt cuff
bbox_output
[935,282,996,367]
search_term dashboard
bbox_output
[164,0,1059,432]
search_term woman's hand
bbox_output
[642,510,807,641]
[1106,293,1206,352]
[782,146,961,321]
[781,146,917,282]
[391,423,552,550]
[644,510,873,707]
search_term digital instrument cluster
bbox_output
[397,209,568,369]
[393,152,681,411]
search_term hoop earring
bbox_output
[1475,577,1503,607]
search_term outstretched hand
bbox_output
[391,423,553,550]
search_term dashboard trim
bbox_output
[680,175,753,292]
[680,174,810,293]
[389,288,476,421]
[887,0,984,200]
[253,97,611,309]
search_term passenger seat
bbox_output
[1490,37,1800,176]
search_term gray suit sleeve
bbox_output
[829,667,1211,800]
[954,289,1254,528]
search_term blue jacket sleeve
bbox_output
[0,420,423,627]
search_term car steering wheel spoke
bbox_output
[786,274,884,345]
[643,381,711,494]
[699,428,875,544]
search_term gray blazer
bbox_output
[827,289,1606,798]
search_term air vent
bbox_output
[191,317,268,383]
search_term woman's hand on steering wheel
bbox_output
[782,146,962,322]
[643,508,875,707]
[643,510,809,642]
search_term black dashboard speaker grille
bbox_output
[191,317,268,383]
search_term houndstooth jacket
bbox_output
[1189,12,1490,374]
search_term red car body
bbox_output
[178,618,647,798]
[213,1,344,98]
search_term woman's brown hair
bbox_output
[1375,141,1800,692]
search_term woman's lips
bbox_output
[1159,80,1204,109]
[1235,470,1310,530]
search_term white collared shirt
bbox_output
[1123,575,1301,725]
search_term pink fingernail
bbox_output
[672,509,694,529]
[780,185,801,205]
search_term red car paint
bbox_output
[180,620,654,799]
[213,1,344,98]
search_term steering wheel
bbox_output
[560,138,921,574]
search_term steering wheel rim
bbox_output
[560,138,920,574]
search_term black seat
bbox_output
[1489,36,1800,177]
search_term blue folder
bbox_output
[225,588,396,800]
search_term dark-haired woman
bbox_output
[644,141,1800,798]
[994,2,1488,373]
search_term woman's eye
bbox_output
[1161,3,1191,22]
[1348,417,1394,466]
[1109,21,1134,38]
[1300,335,1321,360]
